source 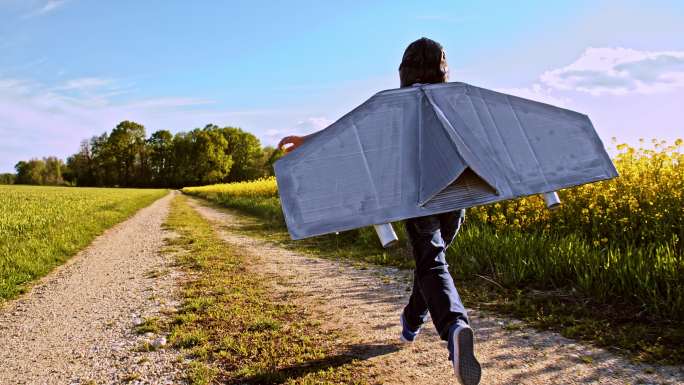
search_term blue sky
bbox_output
[1,0,683,172]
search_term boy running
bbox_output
[278,37,482,385]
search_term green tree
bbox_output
[91,133,116,186]
[16,160,44,184]
[169,132,192,187]
[192,127,233,185]
[107,121,147,186]
[66,139,94,186]
[259,145,284,177]
[148,130,174,187]
[42,156,65,185]
[42,120,274,188]
[217,125,262,182]
[14,157,64,185]
[0,173,16,184]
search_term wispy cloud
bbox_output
[39,0,67,14]
[0,78,37,95]
[0,57,48,73]
[0,74,300,171]
[23,0,69,18]
[0,75,219,122]
[53,77,113,91]
[495,83,572,108]
[414,15,469,23]
[540,47,684,95]
[264,116,332,141]
[126,97,216,109]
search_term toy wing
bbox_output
[275,82,618,240]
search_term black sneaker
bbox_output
[447,322,481,385]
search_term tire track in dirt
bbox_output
[188,197,684,385]
[0,192,183,385]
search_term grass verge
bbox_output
[0,185,167,302]
[185,195,684,365]
[162,195,375,384]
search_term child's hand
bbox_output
[278,135,306,153]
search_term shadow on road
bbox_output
[235,342,401,384]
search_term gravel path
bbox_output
[0,192,183,385]
[188,198,684,385]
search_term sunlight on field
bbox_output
[470,138,684,243]
[184,177,278,198]
[183,140,684,321]
[0,186,167,301]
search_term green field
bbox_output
[0,185,167,301]
[183,140,684,363]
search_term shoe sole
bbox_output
[452,326,481,385]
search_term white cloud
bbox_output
[495,83,572,108]
[540,47,684,95]
[498,46,684,148]
[294,117,333,133]
[263,117,333,143]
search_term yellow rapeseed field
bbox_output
[185,177,278,199]
[183,139,684,320]
[471,138,684,246]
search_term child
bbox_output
[278,37,482,385]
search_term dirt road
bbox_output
[188,198,684,385]
[1,191,682,385]
[0,192,181,385]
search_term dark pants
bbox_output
[402,208,468,340]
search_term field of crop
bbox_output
[184,139,683,360]
[0,185,167,301]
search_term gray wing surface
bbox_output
[275,82,618,240]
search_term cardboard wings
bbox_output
[274,82,618,240]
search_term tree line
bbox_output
[5,121,282,188]
[0,173,16,184]
[13,157,66,185]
